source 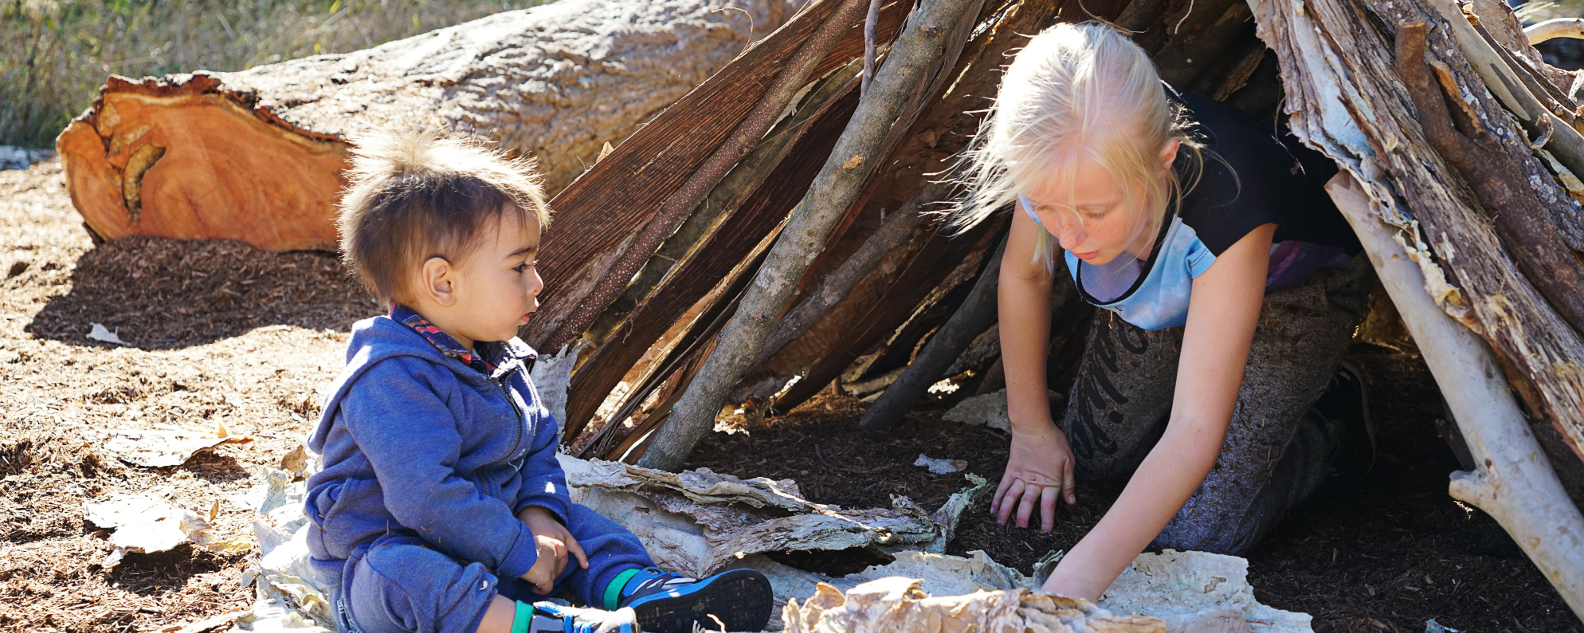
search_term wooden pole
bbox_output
[859,235,1006,431]
[639,0,987,471]
[1328,171,1584,620]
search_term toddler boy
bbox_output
[304,132,773,633]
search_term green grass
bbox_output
[1,0,551,148]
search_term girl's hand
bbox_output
[992,424,1077,531]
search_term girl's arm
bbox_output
[992,203,1079,531]
[1042,223,1275,601]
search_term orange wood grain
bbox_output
[58,76,349,252]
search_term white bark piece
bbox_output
[530,343,581,433]
[83,494,248,569]
[87,323,129,346]
[782,576,1166,633]
[95,427,251,468]
[560,455,957,578]
[1100,550,1310,633]
[943,389,1064,433]
[914,454,968,474]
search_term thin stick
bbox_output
[863,0,882,96]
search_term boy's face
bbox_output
[443,211,544,345]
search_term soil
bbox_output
[0,160,381,631]
[687,349,1584,633]
[1,158,1580,632]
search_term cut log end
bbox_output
[58,73,349,252]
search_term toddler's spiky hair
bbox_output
[337,131,550,303]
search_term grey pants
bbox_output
[1060,255,1372,555]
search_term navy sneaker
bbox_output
[614,567,773,633]
[529,602,639,633]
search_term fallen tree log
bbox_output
[56,0,799,251]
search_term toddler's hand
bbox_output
[518,506,589,594]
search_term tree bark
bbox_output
[639,0,989,472]
[732,0,1065,405]
[520,0,903,347]
[560,65,865,442]
[749,180,942,372]
[56,0,799,251]
[859,235,1006,431]
[1249,0,1584,471]
[536,0,874,353]
[1393,21,1584,339]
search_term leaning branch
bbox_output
[859,234,1005,431]
[1395,21,1584,338]
[1328,171,1584,620]
[639,0,985,471]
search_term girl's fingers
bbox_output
[997,480,1027,524]
[1062,457,1078,505]
[992,474,1015,515]
[1015,484,1041,528]
[1039,485,1058,532]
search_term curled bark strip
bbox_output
[1395,21,1584,338]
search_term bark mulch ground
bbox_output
[2,159,1579,632]
[686,349,1582,633]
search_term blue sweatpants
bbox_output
[333,504,655,633]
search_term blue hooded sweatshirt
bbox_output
[303,314,569,584]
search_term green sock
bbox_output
[603,568,644,610]
[510,601,534,633]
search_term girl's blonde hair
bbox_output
[949,21,1207,273]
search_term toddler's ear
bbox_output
[420,256,458,307]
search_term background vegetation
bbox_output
[1,0,552,148]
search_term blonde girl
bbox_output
[955,22,1370,600]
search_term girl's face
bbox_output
[1022,140,1179,266]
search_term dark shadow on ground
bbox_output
[107,545,245,598]
[25,236,378,349]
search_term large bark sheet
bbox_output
[56,0,799,251]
